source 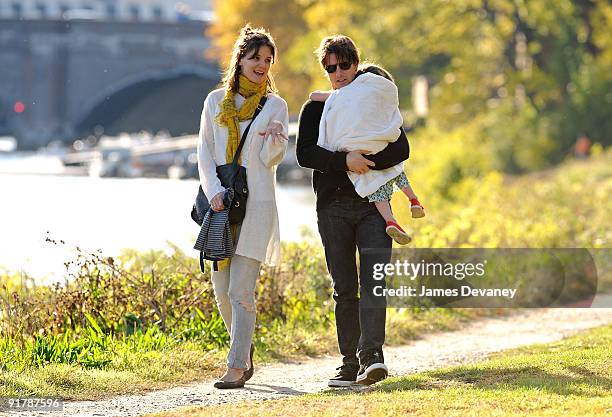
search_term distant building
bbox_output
[0,0,213,22]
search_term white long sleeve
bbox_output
[197,94,226,201]
[259,98,289,168]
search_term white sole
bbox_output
[328,379,356,387]
[356,363,388,385]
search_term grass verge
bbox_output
[0,304,491,400]
[152,325,612,417]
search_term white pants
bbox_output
[211,254,261,369]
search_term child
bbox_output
[312,64,424,245]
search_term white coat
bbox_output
[317,73,404,198]
[197,88,289,265]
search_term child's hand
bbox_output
[309,90,331,102]
[258,120,288,145]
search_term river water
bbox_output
[0,173,317,284]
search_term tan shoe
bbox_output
[410,198,425,218]
[385,221,412,245]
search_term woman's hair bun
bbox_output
[241,24,254,36]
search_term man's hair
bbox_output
[315,35,360,68]
[222,24,277,93]
[357,63,395,83]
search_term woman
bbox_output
[197,24,288,389]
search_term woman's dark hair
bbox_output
[357,63,395,83]
[315,35,360,68]
[222,24,277,93]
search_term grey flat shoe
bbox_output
[244,344,255,381]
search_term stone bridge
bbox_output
[0,18,220,149]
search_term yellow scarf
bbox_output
[214,75,266,272]
[215,74,267,164]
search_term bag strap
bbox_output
[199,255,218,273]
[231,95,268,165]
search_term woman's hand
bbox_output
[259,120,288,145]
[210,191,226,212]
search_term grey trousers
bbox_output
[211,254,261,369]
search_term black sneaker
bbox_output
[328,363,359,387]
[356,351,388,385]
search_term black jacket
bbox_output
[296,100,410,210]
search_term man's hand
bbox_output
[210,191,225,212]
[346,150,375,174]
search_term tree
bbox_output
[209,0,611,169]
[290,0,611,167]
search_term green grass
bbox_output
[0,348,224,400]
[0,231,492,400]
[0,305,490,400]
[153,325,612,417]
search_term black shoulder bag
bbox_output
[191,95,267,226]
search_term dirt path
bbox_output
[13,300,612,417]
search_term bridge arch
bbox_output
[75,65,221,138]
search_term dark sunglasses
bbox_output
[325,62,353,73]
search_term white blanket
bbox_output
[317,73,405,198]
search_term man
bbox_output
[296,35,410,386]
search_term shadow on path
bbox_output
[246,383,308,396]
